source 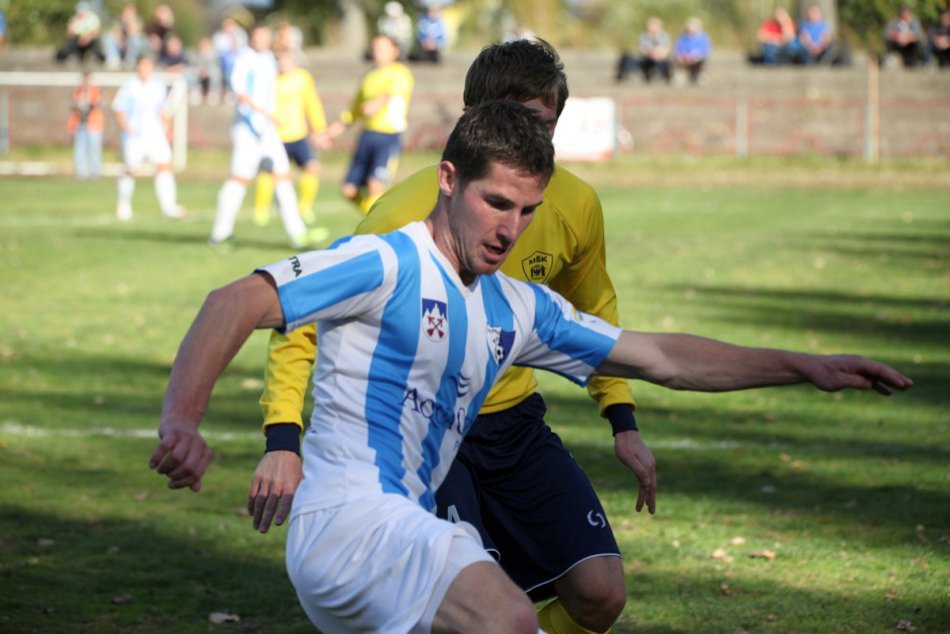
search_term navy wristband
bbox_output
[265,423,301,455]
[605,404,638,435]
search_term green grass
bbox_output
[0,156,947,633]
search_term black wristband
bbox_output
[265,423,301,455]
[605,404,638,435]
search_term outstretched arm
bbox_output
[149,272,284,491]
[597,331,912,394]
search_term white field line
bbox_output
[0,421,748,449]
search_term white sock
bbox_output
[117,175,135,207]
[154,170,178,216]
[211,179,246,242]
[275,179,307,239]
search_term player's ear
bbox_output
[437,160,458,197]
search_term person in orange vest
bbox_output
[68,71,105,180]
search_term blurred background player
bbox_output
[252,47,330,243]
[209,23,319,250]
[328,34,413,215]
[111,55,184,221]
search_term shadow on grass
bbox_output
[541,390,950,546]
[0,506,313,633]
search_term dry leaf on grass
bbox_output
[749,549,776,560]
[209,611,241,624]
[37,538,56,547]
[896,619,915,631]
[711,548,734,562]
[111,594,133,605]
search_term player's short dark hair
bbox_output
[463,38,569,118]
[442,100,555,188]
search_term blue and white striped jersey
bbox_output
[229,45,277,135]
[258,221,621,515]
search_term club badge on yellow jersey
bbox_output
[521,251,554,284]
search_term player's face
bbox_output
[251,27,272,52]
[136,57,153,80]
[372,36,399,65]
[440,161,545,284]
[518,97,559,139]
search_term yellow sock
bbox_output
[537,598,609,634]
[358,190,382,216]
[253,173,275,225]
[298,172,319,222]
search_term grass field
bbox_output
[1,154,948,633]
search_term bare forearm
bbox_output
[162,274,284,426]
[597,331,912,395]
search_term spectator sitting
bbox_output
[144,3,175,57]
[799,4,835,64]
[377,1,413,58]
[883,6,926,68]
[638,16,672,83]
[928,9,950,69]
[410,6,447,63]
[756,7,801,64]
[102,2,146,69]
[55,2,106,65]
[674,17,711,85]
[160,34,189,74]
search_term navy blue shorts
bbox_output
[344,130,401,188]
[283,137,316,168]
[435,393,621,601]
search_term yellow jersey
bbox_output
[274,67,327,143]
[339,61,413,134]
[260,164,635,429]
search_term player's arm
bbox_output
[249,325,315,533]
[150,272,285,492]
[596,331,912,394]
[545,182,655,511]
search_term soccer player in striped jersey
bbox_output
[112,54,184,221]
[257,39,643,634]
[252,47,330,239]
[329,33,414,215]
[209,23,319,250]
[150,100,911,633]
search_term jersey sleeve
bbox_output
[545,169,636,414]
[260,325,316,430]
[257,236,392,332]
[510,280,621,386]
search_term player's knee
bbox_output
[506,598,540,634]
[340,184,358,200]
[572,580,627,630]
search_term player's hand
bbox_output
[327,121,346,139]
[802,354,913,395]
[311,131,331,150]
[613,430,656,514]
[148,420,213,492]
[248,451,303,533]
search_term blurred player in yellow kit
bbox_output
[253,47,330,243]
[328,33,413,215]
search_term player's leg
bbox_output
[210,124,259,245]
[466,394,626,633]
[432,561,540,634]
[360,131,402,214]
[116,135,140,221]
[147,128,184,218]
[341,131,373,210]
[264,135,318,248]
[252,159,275,227]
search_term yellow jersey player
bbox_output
[328,33,414,215]
[252,47,330,242]
[254,39,649,634]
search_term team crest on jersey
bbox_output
[421,298,448,342]
[521,250,553,284]
[486,326,515,364]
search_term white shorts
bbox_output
[230,121,290,180]
[286,494,494,633]
[122,127,172,169]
